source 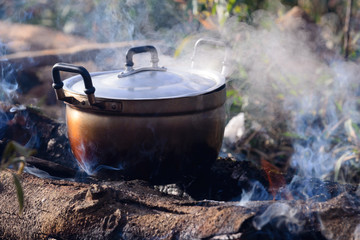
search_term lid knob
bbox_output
[119,45,166,78]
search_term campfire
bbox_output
[1,1,360,240]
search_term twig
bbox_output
[26,156,77,179]
[323,117,348,138]
[343,0,353,59]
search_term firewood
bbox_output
[0,171,255,239]
[0,170,359,239]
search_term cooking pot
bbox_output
[52,40,226,182]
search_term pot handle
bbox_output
[191,38,228,76]
[118,45,166,77]
[52,63,96,105]
[126,46,159,68]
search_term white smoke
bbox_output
[220,8,360,183]
[0,42,19,102]
[253,202,302,233]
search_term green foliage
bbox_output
[11,173,24,214]
[329,119,360,184]
[227,89,243,115]
[193,0,296,23]
[283,131,305,140]
[227,89,243,105]
[0,141,35,214]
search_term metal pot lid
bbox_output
[63,68,224,100]
[52,44,227,110]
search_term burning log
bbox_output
[0,171,255,239]
[0,170,359,239]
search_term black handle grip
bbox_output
[125,46,159,68]
[52,63,95,95]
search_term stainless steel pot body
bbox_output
[66,94,225,181]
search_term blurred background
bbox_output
[1,0,359,54]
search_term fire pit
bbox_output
[0,103,359,240]
[1,16,360,240]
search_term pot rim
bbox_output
[63,83,226,115]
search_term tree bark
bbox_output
[0,171,255,240]
[0,171,360,240]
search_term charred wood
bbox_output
[0,171,359,239]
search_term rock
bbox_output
[224,112,245,145]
